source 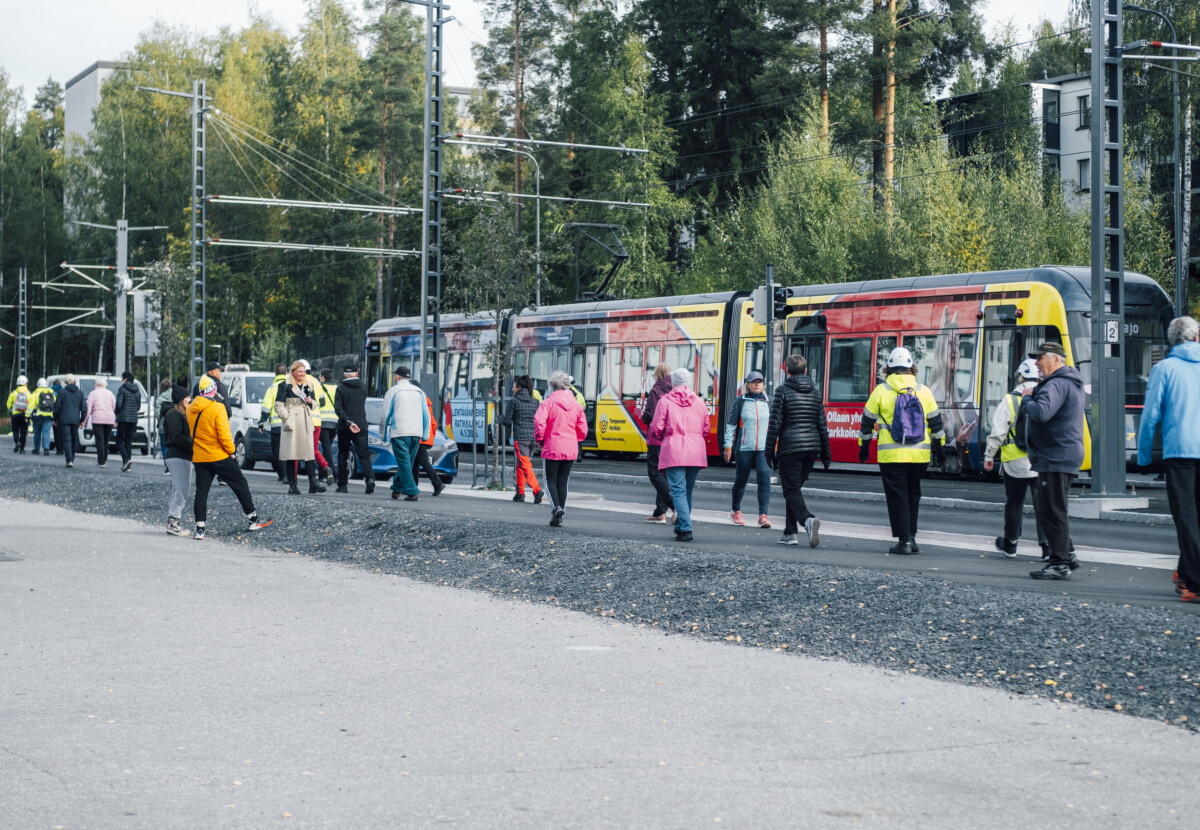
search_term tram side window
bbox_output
[700,342,717,402]
[828,338,873,402]
[529,349,554,396]
[743,341,764,383]
[876,336,897,383]
[981,327,1016,417]
[446,352,470,399]
[665,344,697,389]
[906,334,940,390]
[513,349,528,378]
[954,333,976,403]
[471,351,495,398]
[366,353,387,397]
[606,346,623,397]
[646,345,662,373]
[622,346,643,400]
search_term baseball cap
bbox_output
[744,371,764,383]
[205,360,223,372]
[1027,341,1067,359]
[395,365,412,378]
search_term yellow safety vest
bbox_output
[306,373,324,427]
[30,386,56,417]
[320,382,338,424]
[260,375,286,427]
[1000,393,1028,463]
[863,375,940,464]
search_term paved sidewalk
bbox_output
[1,498,1196,829]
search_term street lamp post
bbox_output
[1124,3,1184,315]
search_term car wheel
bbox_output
[140,443,149,456]
[438,474,454,485]
[235,437,253,470]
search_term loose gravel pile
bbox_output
[3,453,1198,730]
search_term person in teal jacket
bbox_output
[722,371,772,528]
[1137,315,1200,602]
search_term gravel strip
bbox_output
[3,454,1198,731]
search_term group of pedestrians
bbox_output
[6,375,57,456]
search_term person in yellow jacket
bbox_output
[187,375,273,541]
[318,369,339,485]
[29,378,56,455]
[6,374,32,453]
[857,346,946,555]
[258,364,288,482]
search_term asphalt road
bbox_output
[3,498,1199,829]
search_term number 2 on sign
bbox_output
[1105,320,1120,344]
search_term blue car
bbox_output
[330,397,459,483]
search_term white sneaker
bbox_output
[804,517,821,548]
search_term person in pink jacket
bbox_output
[534,371,589,527]
[650,367,711,542]
[85,377,118,467]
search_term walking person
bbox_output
[649,367,711,542]
[1137,316,1200,601]
[187,375,272,540]
[640,363,675,523]
[534,371,588,527]
[409,379,445,496]
[6,375,31,453]
[114,371,141,472]
[84,377,117,468]
[51,375,86,468]
[274,360,325,495]
[723,370,773,529]
[1023,341,1085,580]
[333,364,375,494]
[858,347,946,555]
[318,369,339,485]
[155,378,174,473]
[51,377,65,454]
[29,378,55,456]
[983,359,1049,559]
[258,363,288,482]
[162,385,194,537]
[379,366,427,502]
[501,374,543,504]
[764,355,831,547]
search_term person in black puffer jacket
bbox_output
[502,375,543,503]
[764,354,831,547]
[114,371,142,472]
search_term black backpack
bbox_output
[1008,394,1030,453]
[39,391,55,411]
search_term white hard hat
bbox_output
[36,377,47,387]
[300,359,311,371]
[885,347,914,370]
[1016,358,1040,380]
[16,375,28,386]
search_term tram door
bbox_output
[571,343,600,449]
[786,316,828,395]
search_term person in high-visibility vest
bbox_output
[983,359,1049,559]
[258,364,288,482]
[858,346,946,555]
[6,375,31,453]
[318,369,339,485]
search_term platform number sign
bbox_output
[1104,319,1121,345]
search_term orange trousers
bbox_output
[514,440,540,496]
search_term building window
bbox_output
[1078,158,1091,192]
[1045,154,1061,176]
[1078,95,1090,130]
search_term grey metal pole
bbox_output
[765,264,775,398]
[115,220,128,376]
[418,2,432,391]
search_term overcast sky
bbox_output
[2,0,1069,110]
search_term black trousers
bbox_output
[336,427,374,487]
[93,424,112,465]
[59,424,80,464]
[543,458,574,510]
[646,445,674,516]
[412,442,438,491]
[193,456,256,524]
[879,462,925,539]
[1034,471,1075,565]
[778,454,816,534]
[1002,473,1046,546]
[116,421,137,464]
[1165,459,1200,590]
[11,413,28,449]
[270,428,283,480]
[319,426,335,469]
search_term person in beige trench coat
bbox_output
[275,360,325,495]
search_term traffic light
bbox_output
[773,287,793,320]
[751,286,769,325]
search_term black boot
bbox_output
[286,468,301,495]
[888,537,915,555]
[907,535,920,553]
[307,466,327,494]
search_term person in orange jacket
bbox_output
[409,379,445,496]
[186,375,274,540]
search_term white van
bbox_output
[221,365,279,469]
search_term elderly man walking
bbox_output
[380,366,428,501]
[1024,341,1085,580]
[1138,316,1200,602]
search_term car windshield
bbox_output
[244,376,275,404]
[364,398,384,424]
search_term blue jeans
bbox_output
[732,449,771,515]
[31,416,53,452]
[389,436,420,496]
[665,466,700,533]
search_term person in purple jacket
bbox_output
[534,371,589,527]
[640,363,675,523]
[650,367,711,542]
